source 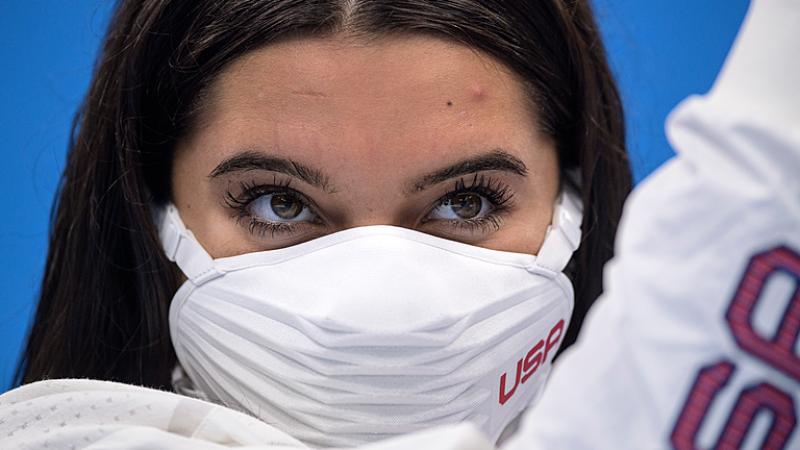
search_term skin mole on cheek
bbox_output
[446,100,453,107]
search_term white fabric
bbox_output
[0,379,307,449]
[0,379,493,450]
[159,189,582,448]
[504,0,800,448]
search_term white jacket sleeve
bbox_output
[503,0,800,449]
[0,379,309,449]
[0,378,496,450]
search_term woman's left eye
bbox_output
[249,193,314,222]
[429,192,493,221]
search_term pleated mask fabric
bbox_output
[156,189,582,448]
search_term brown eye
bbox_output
[270,194,304,219]
[250,193,312,222]
[445,193,484,219]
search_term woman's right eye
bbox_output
[224,181,323,239]
[249,192,314,223]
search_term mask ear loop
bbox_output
[533,187,583,273]
[155,203,224,285]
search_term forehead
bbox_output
[184,34,544,178]
[207,34,530,110]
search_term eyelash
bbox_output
[223,173,515,238]
[428,173,515,233]
[224,178,317,237]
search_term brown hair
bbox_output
[18,0,631,389]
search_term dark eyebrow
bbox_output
[410,149,528,192]
[209,150,335,193]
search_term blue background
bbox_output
[0,0,750,391]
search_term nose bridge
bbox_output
[331,177,417,229]
[344,207,410,229]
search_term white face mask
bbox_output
[156,189,582,448]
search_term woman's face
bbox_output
[172,35,559,257]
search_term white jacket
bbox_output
[506,0,800,448]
